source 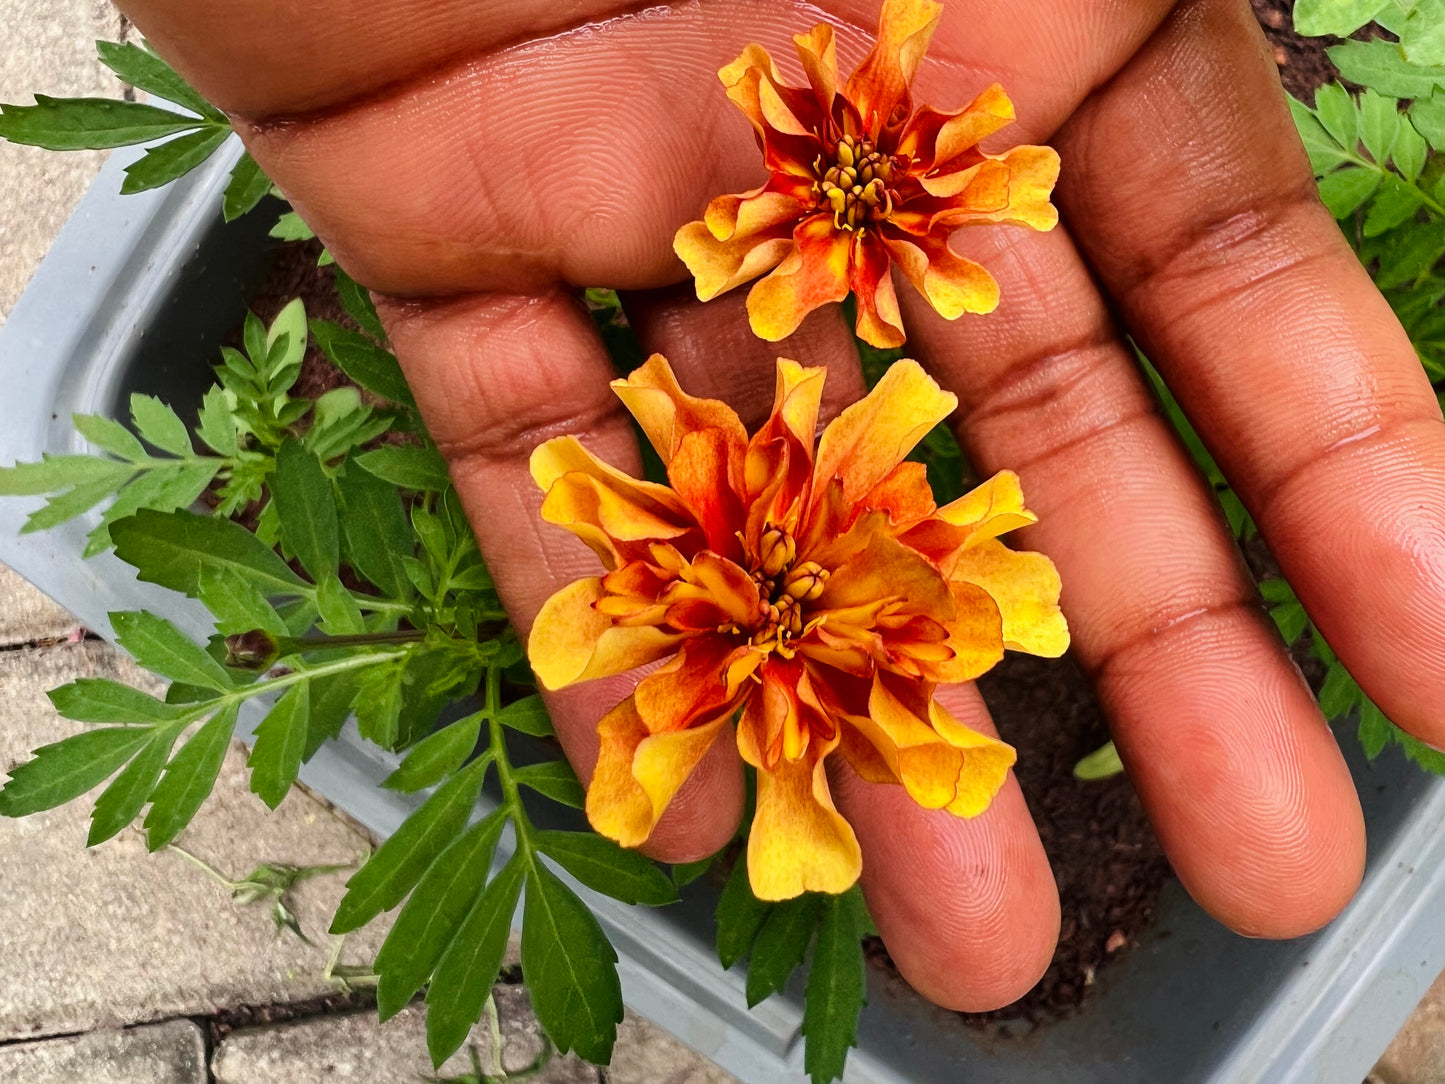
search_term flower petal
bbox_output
[746,738,861,900]
[542,471,699,567]
[587,696,654,847]
[883,230,1001,319]
[633,635,744,734]
[720,46,824,177]
[611,354,748,465]
[928,697,1017,817]
[674,220,796,303]
[850,230,906,349]
[928,580,1005,683]
[898,83,1016,169]
[793,23,839,115]
[746,215,853,342]
[632,713,732,829]
[845,0,943,137]
[813,358,956,505]
[857,461,936,526]
[769,357,827,457]
[929,145,1061,230]
[950,539,1069,657]
[900,469,1037,572]
[669,428,748,555]
[529,577,683,691]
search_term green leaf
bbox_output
[84,461,220,556]
[143,702,238,849]
[1317,167,1382,218]
[88,720,186,845]
[802,889,868,1084]
[120,125,232,194]
[331,753,490,933]
[354,444,449,493]
[94,40,225,122]
[1329,40,1445,99]
[382,713,484,793]
[522,861,624,1064]
[316,574,365,635]
[1272,600,1310,646]
[112,610,233,690]
[1411,92,1445,150]
[269,211,315,242]
[48,678,191,724]
[1288,97,1351,174]
[375,810,506,1020]
[1318,661,1364,719]
[672,856,714,888]
[74,413,146,460]
[112,508,307,599]
[1358,699,1393,759]
[1358,89,1401,166]
[0,453,131,496]
[247,683,310,809]
[1377,220,1445,289]
[266,299,309,380]
[1403,0,1445,65]
[0,94,202,149]
[1394,119,1429,184]
[746,894,826,1007]
[1314,84,1358,152]
[534,830,679,906]
[354,658,406,748]
[332,268,387,341]
[0,726,155,817]
[128,394,193,456]
[716,856,773,969]
[302,669,362,761]
[1401,729,1445,774]
[1292,0,1389,36]
[495,695,554,738]
[197,565,288,639]
[309,321,415,406]
[337,465,413,598]
[1363,175,1426,237]
[196,387,238,456]
[223,151,272,222]
[1073,739,1126,781]
[22,475,126,534]
[512,760,585,809]
[426,851,526,1066]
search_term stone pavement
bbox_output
[2,3,1444,1084]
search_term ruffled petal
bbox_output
[897,83,1016,170]
[529,577,684,690]
[611,354,747,466]
[899,469,1036,573]
[883,229,1001,319]
[674,220,796,303]
[793,23,839,116]
[745,737,861,900]
[928,580,1005,683]
[720,45,824,177]
[813,358,955,505]
[633,635,745,734]
[929,145,1061,230]
[928,697,1017,817]
[850,230,906,349]
[587,696,654,847]
[845,0,943,137]
[746,215,853,342]
[669,428,748,556]
[950,539,1069,657]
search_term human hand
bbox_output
[115,0,1442,1011]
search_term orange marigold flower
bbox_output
[673,0,1060,349]
[528,355,1068,900]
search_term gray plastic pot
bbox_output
[2,140,1443,1084]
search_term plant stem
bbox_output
[279,629,425,653]
[1348,151,1445,218]
[485,664,535,866]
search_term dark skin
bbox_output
[116,0,1445,1012]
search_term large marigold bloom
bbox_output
[673,0,1060,349]
[528,355,1068,900]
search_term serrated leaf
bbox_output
[716,856,773,969]
[309,321,414,406]
[1377,220,1445,289]
[94,40,225,122]
[269,211,315,242]
[1314,84,1358,152]
[74,413,146,460]
[522,861,624,1064]
[120,125,232,194]
[302,669,362,761]
[332,267,387,341]
[48,678,192,725]
[1364,175,1426,237]
[266,299,309,379]
[1412,92,1445,150]
[331,753,489,933]
[223,151,272,222]
[197,565,288,639]
[1329,40,1445,99]
[382,713,484,793]
[512,760,585,809]
[88,720,186,845]
[0,453,131,495]
[746,894,825,1007]
[1288,98,1351,174]
[354,658,405,748]
[112,610,233,690]
[1318,662,1363,719]
[112,508,307,599]
[143,702,238,849]
[1292,0,1390,36]
[315,574,365,635]
[128,394,193,456]
[0,94,202,149]
[354,444,449,493]
[1359,89,1401,166]
[426,851,526,1066]
[247,683,309,809]
[84,461,219,556]
[1400,729,1445,774]
[22,475,128,534]
[337,465,412,598]
[534,829,679,906]
[396,649,473,750]
[802,889,867,1084]
[1358,700,1393,759]
[1394,120,1429,184]
[495,695,554,738]
[1272,601,1310,646]
[1317,167,1382,218]
[375,810,506,1020]
[0,726,156,817]
[195,386,238,456]
[1403,0,1445,65]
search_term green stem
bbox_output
[486,664,535,866]
[1347,150,1445,218]
[278,629,424,653]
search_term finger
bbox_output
[1055,0,1445,746]
[896,220,1365,936]
[831,682,1059,1011]
[618,287,866,430]
[377,290,743,863]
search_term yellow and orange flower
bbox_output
[528,356,1067,900]
[673,0,1060,349]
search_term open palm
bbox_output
[119,0,1445,1011]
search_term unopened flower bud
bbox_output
[225,629,280,671]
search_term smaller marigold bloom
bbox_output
[673,0,1060,349]
[528,355,1068,901]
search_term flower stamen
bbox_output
[814,135,901,232]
